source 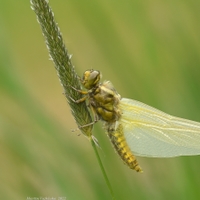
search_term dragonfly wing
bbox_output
[119,98,200,157]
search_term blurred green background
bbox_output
[1,0,200,199]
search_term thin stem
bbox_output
[90,137,116,200]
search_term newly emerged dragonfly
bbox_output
[73,69,200,172]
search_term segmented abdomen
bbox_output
[108,123,142,172]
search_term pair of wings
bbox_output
[119,98,200,157]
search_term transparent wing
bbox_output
[119,98,200,157]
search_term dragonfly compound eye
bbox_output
[82,70,101,89]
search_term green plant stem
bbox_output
[90,137,115,200]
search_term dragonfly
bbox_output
[72,69,200,172]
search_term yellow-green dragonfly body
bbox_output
[76,69,200,172]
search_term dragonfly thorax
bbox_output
[81,70,121,126]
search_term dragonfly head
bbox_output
[81,69,101,89]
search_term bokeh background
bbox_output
[1,0,200,199]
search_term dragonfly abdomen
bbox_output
[108,123,142,172]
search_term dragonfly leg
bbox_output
[72,105,99,132]
[64,84,89,103]
[71,119,99,132]
[68,94,88,104]
[67,84,88,95]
